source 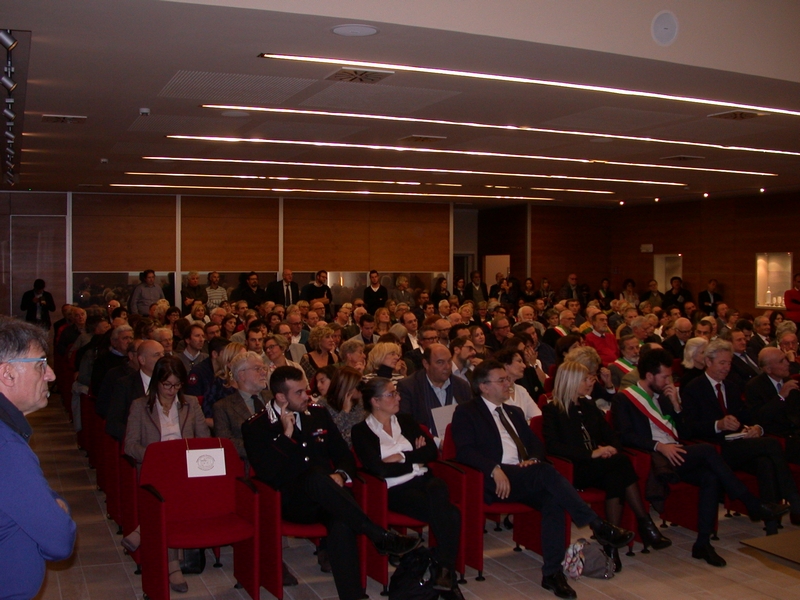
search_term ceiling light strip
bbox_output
[260,53,800,118]
[166,135,777,177]
[125,170,613,194]
[143,155,687,187]
[203,104,800,158]
[110,182,557,201]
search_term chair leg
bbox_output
[213,546,222,568]
[381,585,389,596]
[476,570,485,581]
[458,573,467,584]
[134,564,141,575]
[513,543,522,552]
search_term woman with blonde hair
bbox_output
[363,341,405,384]
[542,361,670,571]
[680,337,708,389]
[301,325,338,382]
[201,342,246,422]
[374,307,393,336]
[263,333,305,385]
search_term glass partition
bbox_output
[755,253,792,308]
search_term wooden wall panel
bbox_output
[7,192,67,215]
[478,205,528,278]
[370,203,449,272]
[72,194,176,272]
[181,196,279,271]
[11,216,67,321]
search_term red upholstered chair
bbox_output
[537,393,550,410]
[671,358,684,380]
[101,430,123,531]
[531,416,636,555]
[78,393,96,467]
[441,424,567,581]
[138,438,259,600]
[120,453,143,572]
[252,477,366,600]
[358,460,468,594]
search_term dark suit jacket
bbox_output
[20,289,56,328]
[242,403,355,491]
[90,350,128,397]
[542,398,619,462]
[351,413,437,481]
[661,335,685,362]
[748,335,768,360]
[680,375,749,441]
[729,353,760,385]
[397,370,472,437]
[105,370,146,441]
[451,399,545,502]
[463,282,488,304]
[745,373,800,437]
[612,390,689,451]
[213,391,267,460]
[95,363,135,418]
[363,285,389,315]
[697,291,722,316]
[266,280,300,306]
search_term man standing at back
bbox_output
[363,270,388,315]
[0,317,76,598]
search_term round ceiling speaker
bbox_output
[652,11,679,46]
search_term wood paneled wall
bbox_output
[181,196,279,272]
[285,200,450,272]
[477,205,528,278]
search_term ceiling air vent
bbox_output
[398,134,447,144]
[325,68,394,84]
[42,114,87,124]
[707,110,767,121]
[660,154,705,162]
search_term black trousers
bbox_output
[388,474,461,569]
[281,466,379,600]
[674,443,755,538]
[500,462,598,576]
[721,437,800,506]
[572,453,638,500]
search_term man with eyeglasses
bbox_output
[778,332,800,375]
[434,318,452,348]
[0,317,76,599]
[214,352,270,461]
[663,317,693,361]
[404,326,438,373]
[452,359,633,598]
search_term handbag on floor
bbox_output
[180,548,207,574]
[388,546,440,600]
[562,538,614,580]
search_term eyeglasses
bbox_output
[160,381,182,390]
[421,336,438,342]
[6,357,48,373]
[264,343,280,351]
[377,390,400,399]
[486,377,511,384]
[242,365,268,373]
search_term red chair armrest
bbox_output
[547,455,574,481]
[429,460,466,506]
[358,470,389,527]
[235,477,259,523]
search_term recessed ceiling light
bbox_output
[654,197,659,202]
[332,24,378,37]
[760,188,765,193]
[144,155,687,187]
[202,104,800,158]
[619,201,625,205]
[167,135,777,177]
[110,182,556,201]
[703,192,709,198]
[220,110,250,118]
[260,53,800,118]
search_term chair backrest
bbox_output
[139,437,244,522]
[537,394,549,409]
[529,415,543,442]
[442,423,457,461]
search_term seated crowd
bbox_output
[51,268,800,599]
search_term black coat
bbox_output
[105,370,146,441]
[612,390,689,451]
[680,375,749,441]
[351,413,438,481]
[20,289,56,328]
[542,399,619,462]
[745,373,800,437]
[266,280,300,306]
[242,403,355,491]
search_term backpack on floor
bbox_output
[388,546,440,600]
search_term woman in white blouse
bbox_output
[351,378,462,596]
[493,348,542,420]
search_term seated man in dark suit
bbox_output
[452,360,633,599]
[104,340,164,441]
[613,348,787,567]
[727,329,761,384]
[213,352,270,462]
[242,366,419,600]
[661,317,693,363]
[94,338,139,419]
[397,343,472,441]
[403,326,438,374]
[680,339,800,530]
[748,315,771,358]
[745,347,800,463]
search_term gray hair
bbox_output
[0,317,49,363]
[682,337,708,369]
[230,351,264,381]
[339,337,365,361]
[631,316,648,330]
[704,339,732,362]
[110,324,133,342]
[776,321,798,339]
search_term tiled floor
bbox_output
[28,396,800,600]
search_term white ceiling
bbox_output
[4,0,800,207]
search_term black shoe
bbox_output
[691,543,726,567]
[638,515,672,550]
[541,571,577,599]
[440,586,466,600]
[590,520,634,549]
[503,515,514,530]
[751,502,791,523]
[604,545,622,573]
[282,561,298,586]
[432,564,455,591]
[317,548,332,573]
[373,531,422,557]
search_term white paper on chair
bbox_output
[186,447,227,478]
[431,404,457,439]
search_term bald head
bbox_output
[674,317,693,342]
[760,346,790,380]
[137,340,165,376]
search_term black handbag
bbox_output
[388,547,439,600]
[180,548,207,575]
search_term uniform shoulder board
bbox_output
[245,407,268,423]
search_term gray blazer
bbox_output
[213,391,268,460]
[124,395,210,464]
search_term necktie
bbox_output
[495,406,529,461]
[715,382,726,415]
[251,395,265,413]
[776,380,783,397]
[285,284,291,305]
